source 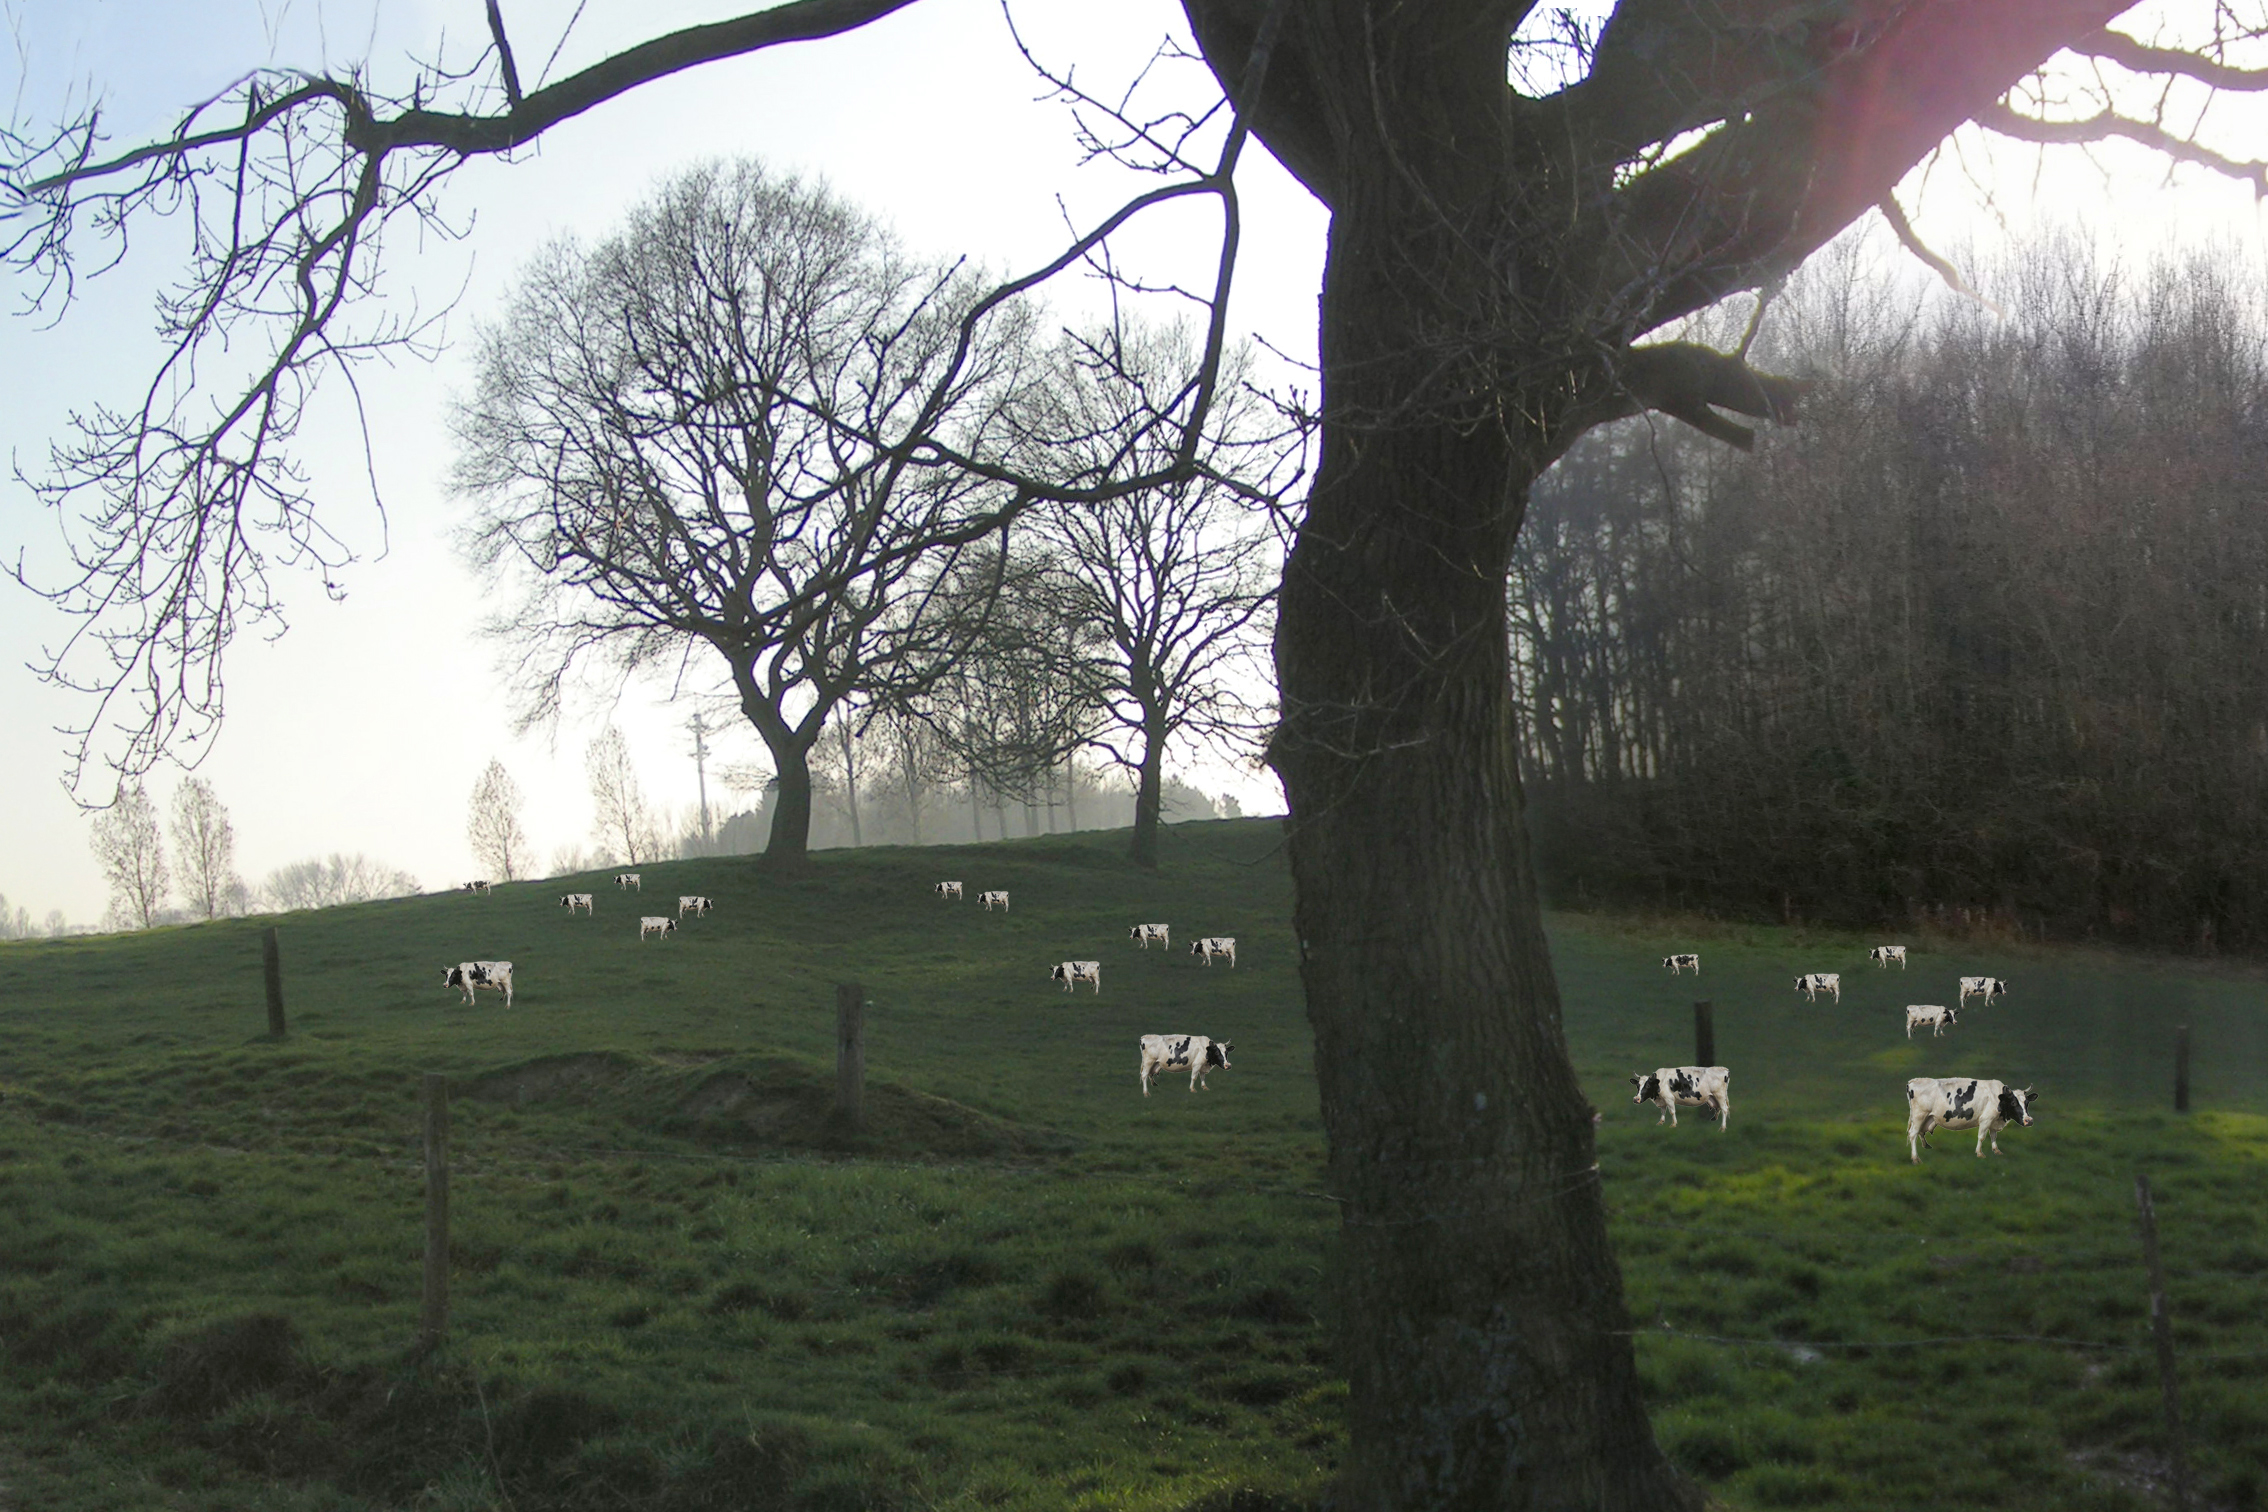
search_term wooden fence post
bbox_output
[2135,1173,2190,1512]
[1694,1001,1715,1067]
[420,1073,450,1351]
[2174,1025,2191,1113]
[836,983,866,1134]
[261,926,287,1038]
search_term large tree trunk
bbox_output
[741,690,819,863]
[1129,715,1167,868]
[1263,17,1697,1512]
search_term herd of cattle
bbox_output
[440,873,717,1013]
[1639,947,2035,1163]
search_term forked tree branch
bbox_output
[1978,98,2268,195]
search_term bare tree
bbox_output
[258,853,421,911]
[90,781,167,929]
[14,4,2268,1505]
[454,160,1040,862]
[585,725,662,866]
[167,776,240,920]
[0,895,34,940]
[465,758,530,881]
[1034,326,1280,866]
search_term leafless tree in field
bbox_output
[11,2,2268,1502]
[91,781,167,929]
[585,725,663,866]
[258,853,421,911]
[453,160,1045,862]
[167,776,240,920]
[465,758,530,882]
[1032,325,1283,866]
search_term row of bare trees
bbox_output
[454,161,1285,869]
[1513,242,2268,952]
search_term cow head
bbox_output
[1630,1073,1660,1103]
[1190,940,1204,955]
[442,967,463,987]
[1049,964,1069,981]
[1999,1086,2036,1125]
[1206,1041,1233,1069]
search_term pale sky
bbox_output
[4,0,2266,927]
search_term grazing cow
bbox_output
[559,893,594,914]
[1662,952,1701,975]
[1050,960,1102,993]
[1629,1066,1731,1130]
[1906,1077,2036,1162]
[1871,945,1909,969]
[979,891,1009,911]
[1904,1004,1957,1039]
[461,880,491,895]
[613,873,640,891]
[1130,923,1171,949]
[1139,1034,1234,1095]
[1190,936,1238,968]
[442,960,513,1008]
[934,881,964,901]
[677,895,713,918]
[640,916,678,940]
[1959,976,2009,1006]
[1794,972,1842,1003]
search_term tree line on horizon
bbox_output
[1511,240,2268,955]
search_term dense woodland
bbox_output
[1514,242,2268,954]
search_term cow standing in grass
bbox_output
[1959,976,2008,1007]
[1871,946,1907,968]
[1629,1067,1730,1129]
[613,873,640,891]
[1904,1005,1956,1039]
[934,881,963,901]
[461,880,491,895]
[1051,961,1101,993]
[443,960,513,1008]
[979,891,1009,911]
[1662,953,1699,975]
[559,893,594,914]
[1794,972,1841,1003]
[640,917,677,940]
[1907,1078,2035,1162]
[1130,923,1170,949]
[678,895,713,917]
[1190,937,1237,968]
[1139,1034,1233,1094]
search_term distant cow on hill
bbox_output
[934,881,963,901]
[1794,972,1841,1003]
[1959,976,2009,1006]
[559,893,593,914]
[1131,923,1170,949]
[1190,937,1237,968]
[1904,1004,1957,1039]
[1662,953,1700,975]
[677,895,713,917]
[442,960,513,1008]
[979,891,1009,911]
[1630,1066,1731,1130]
[613,873,640,891]
[1139,1034,1233,1095]
[461,880,491,895]
[640,916,677,940]
[1051,960,1101,993]
[1871,946,1908,968]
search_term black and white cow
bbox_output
[1906,1077,2036,1162]
[1051,960,1101,993]
[1130,923,1171,949]
[1630,1066,1731,1129]
[1904,1004,1957,1039]
[613,873,641,891]
[979,891,1009,911]
[1139,1034,1233,1095]
[1958,976,2009,1006]
[677,895,713,918]
[1871,945,1908,968]
[1190,936,1237,968]
[1662,952,1701,975]
[1794,972,1841,1003]
[461,880,491,895]
[934,881,964,901]
[559,893,594,914]
[442,960,513,1008]
[640,916,678,940]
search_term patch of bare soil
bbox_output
[462,1052,641,1106]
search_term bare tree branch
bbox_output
[1977,97,2268,195]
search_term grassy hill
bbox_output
[0,818,2262,1510]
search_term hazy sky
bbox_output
[4,0,2265,927]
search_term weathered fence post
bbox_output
[261,926,287,1038]
[2135,1174,2190,1512]
[2173,1025,2191,1113]
[1694,1001,1715,1067]
[836,983,866,1134]
[420,1073,450,1352]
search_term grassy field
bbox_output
[0,818,2262,1510]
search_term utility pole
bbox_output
[688,712,714,855]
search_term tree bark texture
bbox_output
[1130,718,1167,869]
[1260,11,1697,1508]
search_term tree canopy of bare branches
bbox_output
[585,725,663,866]
[465,758,530,881]
[90,781,167,929]
[13,3,2268,1505]
[167,776,241,921]
[454,160,1040,861]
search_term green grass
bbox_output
[0,818,2262,1510]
